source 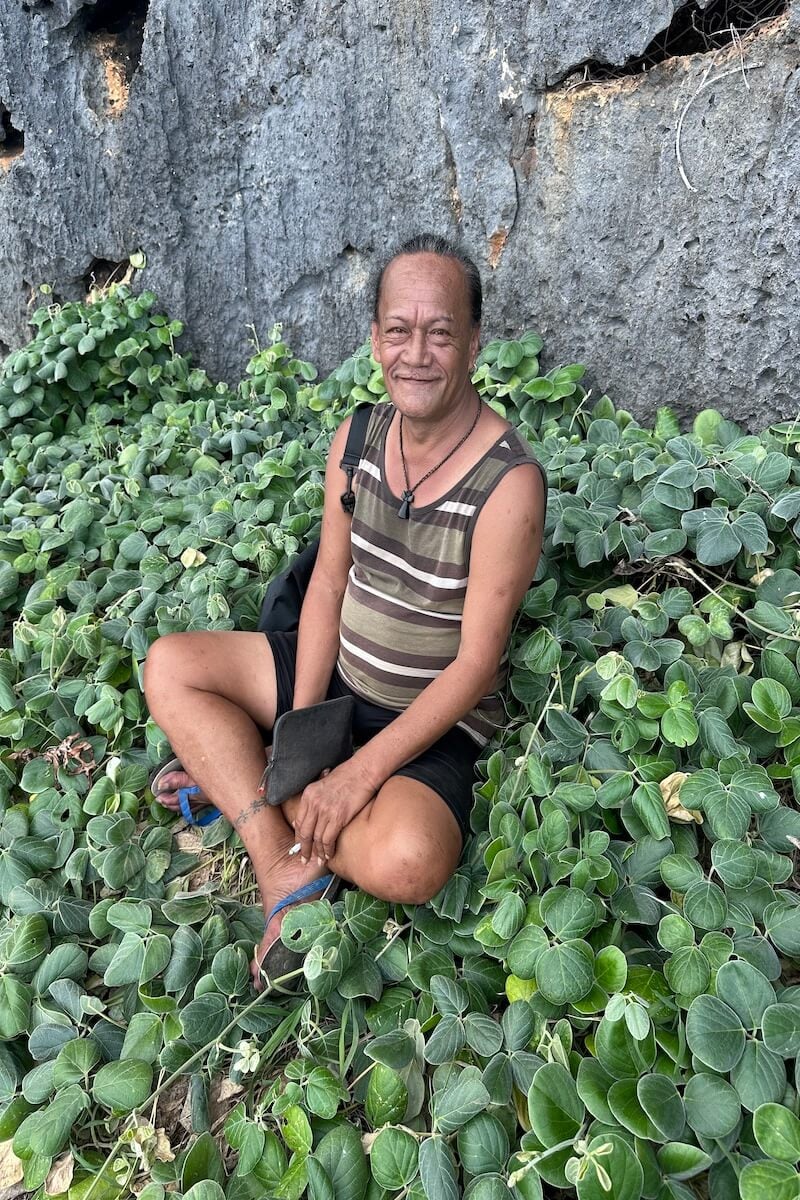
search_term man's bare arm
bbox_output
[292,416,355,710]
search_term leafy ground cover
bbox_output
[1,285,800,1200]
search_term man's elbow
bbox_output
[454,646,503,704]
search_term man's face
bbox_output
[371,252,480,421]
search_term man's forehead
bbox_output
[378,254,471,316]
[383,310,456,324]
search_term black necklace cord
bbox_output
[397,395,482,520]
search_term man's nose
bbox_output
[404,329,430,364]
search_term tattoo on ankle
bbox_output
[232,795,272,829]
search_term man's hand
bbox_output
[292,760,377,864]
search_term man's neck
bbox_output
[398,389,480,454]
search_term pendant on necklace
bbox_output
[398,490,414,520]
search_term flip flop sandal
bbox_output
[149,756,221,827]
[256,873,343,991]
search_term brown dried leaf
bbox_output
[659,771,703,824]
[45,1151,75,1194]
[0,1140,25,1190]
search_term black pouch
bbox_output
[259,695,355,806]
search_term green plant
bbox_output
[1,285,800,1199]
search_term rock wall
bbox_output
[0,0,798,429]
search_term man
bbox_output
[143,234,546,986]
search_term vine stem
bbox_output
[509,675,562,809]
[82,966,307,1200]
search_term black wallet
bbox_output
[259,695,355,807]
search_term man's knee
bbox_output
[364,827,455,905]
[142,632,189,703]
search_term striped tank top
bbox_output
[336,401,548,745]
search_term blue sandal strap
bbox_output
[267,874,336,924]
[178,786,221,826]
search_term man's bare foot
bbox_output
[251,859,333,991]
[151,767,208,814]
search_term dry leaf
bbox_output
[45,1151,75,1194]
[0,1140,25,1189]
[659,771,703,824]
[153,1129,175,1163]
[180,547,207,569]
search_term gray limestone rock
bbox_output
[0,0,797,429]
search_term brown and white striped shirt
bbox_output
[336,402,548,745]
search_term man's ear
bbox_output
[370,321,381,363]
[470,325,480,367]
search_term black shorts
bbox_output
[262,631,479,846]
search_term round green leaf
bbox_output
[683,1072,741,1139]
[763,1003,800,1057]
[754,1102,800,1162]
[731,1040,786,1111]
[535,940,594,1004]
[92,1059,153,1113]
[370,1126,419,1190]
[457,1113,509,1176]
[656,1141,712,1181]
[715,960,776,1028]
[739,1160,800,1200]
[683,880,728,931]
[685,995,745,1071]
[527,1062,584,1148]
[592,945,627,995]
[637,1073,685,1141]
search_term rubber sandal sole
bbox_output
[256,874,344,992]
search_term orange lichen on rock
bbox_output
[89,33,131,116]
[488,227,509,268]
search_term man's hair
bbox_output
[372,234,482,326]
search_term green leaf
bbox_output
[683,1072,741,1139]
[711,840,758,888]
[576,1134,644,1200]
[527,1062,583,1147]
[636,1073,685,1141]
[182,1130,226,1190]
[535,940,594,1004]
[540,887,597,941]
[685,994,745,1071]
[456,1112,509,1176]
[754,1102,800,1162]
[683,879,728,930]
[731,1040,786,1111]
[13,1084,89,1159]
[91,1059,153,1113]
[433,1070,490,1134]
[715,960,775,1028]
[179,993,229,1047]
[370,1126,419,1190]
[763,1003,800,1057]
[656,1142,712,1180]
[739,1160,800,1200]
[418,1136,459,1200]
[314,1123,369,1200]
[282,1104,312,1155]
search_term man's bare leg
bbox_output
[143,631,332,978]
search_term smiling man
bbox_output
[143,233,547,986]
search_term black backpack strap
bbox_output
[339,402,373,514]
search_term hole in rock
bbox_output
[563,0,788,84]
[0,105,24,166]
[83,257,130,294]
[84,0,149,114]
